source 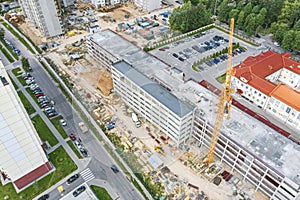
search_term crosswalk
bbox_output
[80,168,95,182]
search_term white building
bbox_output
[18,0,64,37]
[111,60,195,145]
[135,0,161,12]
[62,0,74,7]
[91,0,121,8]
[0,61,52,191]
[232,50,300,131]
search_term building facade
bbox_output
[0,61,52,191]
[232,50,300,131]
[18,0,64,37]
[193,111,300,200]
[134,0,161,12]
[91,0,121,8]
[111,60,195,145]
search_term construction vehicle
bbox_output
[154,145,165,155]
[79,122,88,133]
[205,18,235,167]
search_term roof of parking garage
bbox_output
[86,30,169,76]
[174,80,300,186]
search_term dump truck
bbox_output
[79,122,88,133]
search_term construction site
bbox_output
[5,0,300,199]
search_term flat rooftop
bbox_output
[174,80,300,185]
[112,60,195,117]
[86,29,169,76]
[0,62,48,182]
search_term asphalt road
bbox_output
[1,23,143,200]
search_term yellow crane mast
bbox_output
[205,18,235,167]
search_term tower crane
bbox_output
[205,18,235,167]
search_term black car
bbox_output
[111,165,119,173]
[172,53,178,58]
[37,194,49,200]
[80,148,88,157]
[73,185,86,197]
[67,174,79,185]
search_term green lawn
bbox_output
[17,76,27,86]
[90,185,112,200]
[0,45,14,63]
[0,146,78,200]
[31,115,58,146]
[17,91,36,115]
[12,67,22,76]
[7,74,18,90]
[216,73,226,83]
[67,140,83,159]
[50,115,68,139]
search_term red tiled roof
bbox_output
[270,84,300,111]
[248,76,276,95]
[234,50,300,96]
[14,162,52,189]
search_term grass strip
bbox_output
[50,115,68,139]
[17,76,27,86]
[90,185,112,200]
[26,87,39,104]
[216,73,226,83]
[17,91,36,115]
[12,67,21,76]
[0,146,78,200]
[67,140,83,159]
[1,21,35,54]
[31,115,58,146]
[7,74,18,90]
[0,39,18,59]
[0,45,14,63]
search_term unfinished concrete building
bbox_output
[86,30,300,199]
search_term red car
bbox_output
[69,134,76,141]
[35,93,45,98]
[48,112,57,118]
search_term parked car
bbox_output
[44,106,55,112]
[75,141,83,149]
[48,112,57,118]
[66,174,79,185]
[35,93,45,98]
[59,119,67,126]
[80,148,88,157]
[69,134,76,141]
[73,185,86,197]
[172,53,178,58]
[37,194,49,200]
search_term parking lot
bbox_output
[60,183,97,200]
[150,28,260,83]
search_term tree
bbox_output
[293,31,300,51]
[236,11,245,29]
[244,13,257,35]
[271,22,289,43]
[294,20,300,31]
[229,9,239,22]
[243,2,253,17]
[281,30,295,50]
[252,5,260,14]
[218,0,231,22]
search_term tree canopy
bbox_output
[169,0,300,52]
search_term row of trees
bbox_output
[169,0,300,52]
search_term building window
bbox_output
[258,93,261,96]
[297,114,300,120]
[254,91,257,94]
[272,109,277,113]
[286,107,291,113]
[263,96,266,99]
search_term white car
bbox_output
[59,119,67,126]
[274,42,280,47]
[74,141,83,149]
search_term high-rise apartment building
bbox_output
[0,61,52,191]
[18,0,64,37]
